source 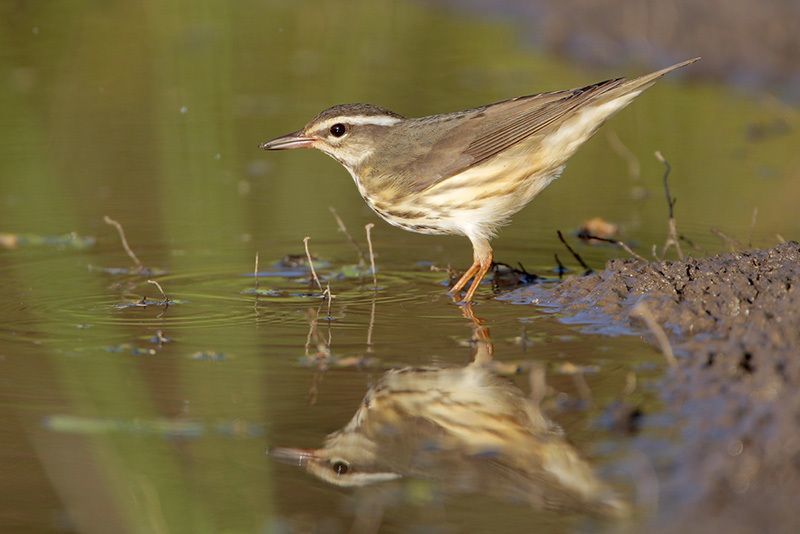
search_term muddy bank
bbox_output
[507,242,800,532]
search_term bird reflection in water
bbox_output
[271,303,628,521]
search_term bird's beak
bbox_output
[260,130,315,150]
[268,447,318,467]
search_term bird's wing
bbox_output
[393,78,624,193]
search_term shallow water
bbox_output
[1,1,798,532]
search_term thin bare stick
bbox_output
[147,279,169,307]
[329,207,367,267]
[322,283,335,320]
[366,295,376,352]
[654,151,683,260]
[302,236,323,292]
[577,232,648,262]
[554,253,566,280]
[748,207,759,248]
[606,130,641,180]
[710,228,741,252]
[556,230,592,274]
[679,234,701,252]
[104,215,143,269]
[254,252,259,290]
[631,300,677,368]
[365,223,377,289]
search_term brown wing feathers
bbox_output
[462,78,624,165]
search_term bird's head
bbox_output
[269,427,401,488]
[261,103,404,172]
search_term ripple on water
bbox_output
[0,261,446,341]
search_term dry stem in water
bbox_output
[557,230,592,274]
[578,232,647,262]
[104,215,144,270]
[329,207,367,267]
[146,279,169,307]
[365,223,377,289]
[366,295,376,352]
[302,236,323,292]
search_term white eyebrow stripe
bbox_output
[315,115,402,131]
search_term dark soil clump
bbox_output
[508,242,800,533]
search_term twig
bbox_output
[556,230,592,274]
[302,236,323,292]
[322,283,334,320]
[146,279,169,308]
[577,232,648,262]
[710,228,741,252]
[748,207,758,248]
[254,252,259,290]
[366,295,376,352]
[365,223,377,289]
[606,130,641,180]
[679,234,700,252]
[329,207,367,267]
[631,300,677,368]
[104,215,143,270]
[654,151,683,260]
[554,254,566,280]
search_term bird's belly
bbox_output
[355,148,563,238]
[365,197,453,235]
[417,160,565,238]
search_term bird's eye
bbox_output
[329,123,347,137]
[332,461,349,475]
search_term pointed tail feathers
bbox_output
[618,56,701,96]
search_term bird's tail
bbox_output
[537,57,699,165]
[617,57,701,95]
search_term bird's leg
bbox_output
[461,251,493,303]
[459,237,493,303]
[449,261,480,295]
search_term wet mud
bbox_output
[508,242,800,532]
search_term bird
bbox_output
[262,58,699,302]
[269,341,628,517]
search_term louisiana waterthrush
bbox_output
[262,58,699,302]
